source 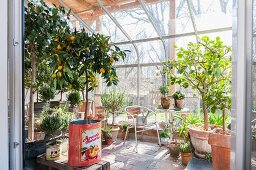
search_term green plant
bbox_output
[121,121,129,132]
[159,85,169,97]
[49,30,126,120]
[102,126,112,139]
[38,84,56,102]
[67,91,82,106]
[25,0,71,140]
[163,36,232,131]
[101,90,126,125]
[205,153,212,161]
[208,113,231,127]
[179,142,193,153]
[160,129,170,138]
[172,91,185,100]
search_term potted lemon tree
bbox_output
[163,36,231,158]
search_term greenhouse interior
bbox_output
[1,0,255,169]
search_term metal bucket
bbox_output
[68,120,101,167]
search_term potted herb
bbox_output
[172,91,185,109]
[159,85,170,109]
[180,142,193,165]
[102,126,113,145]
[34,119,45,141]
[67,90,82,113]
[159,128,170,145]
[101,90,126,141]
[120,121,129,140]
[163,36,231,158]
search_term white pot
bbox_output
[161,137,170,145]
[46,141,62,160]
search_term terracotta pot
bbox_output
[189,125,211,158]
[208,128,231,170]
[106,138,113,145]
[181,152,192,165]
[34,131,45,141]
[79,100,93,115]
[169,142,180,159]
[176,99,184,109]
[121,131,129,140]
[161,97,170,109]
[110,126,120,141]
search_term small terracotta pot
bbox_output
[34,131,45,141]
[169,142,180,159]
[181,152,192,165]
[176,99,184,109]
[208,128,231,170]
[106,138,113,145]
[122,131,129,140]
[161,97,170,109]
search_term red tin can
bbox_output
[68,120,101,167]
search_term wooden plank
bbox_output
[37,154,110,170]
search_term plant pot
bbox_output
[110,126,120,142]
[181,152,192,165]
[188,125,211,158]
[106,138,113,145]
[68,120,101,167]
[208,128,231,170]
[34,102,48,118]
[61,137,69,154]
[79,100,93,115]
[161,97,171,109]
[46,140,62,161]
[160,137,169,145]
[169,142,180,159]
[49,101,60,108]
[69,105,79,113]
[121,131,129,140]
[176,99,184,109]
[34,131,45,141]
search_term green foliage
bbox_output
[163,36,232,130]
[208,113,230,126]
[172,91,185,100]
[38,84,56,102]
[179,142,193,153]
[67,91,82,106]
[121,121,129,132]
[205,153,212,161]
[102,126,112,139]
[160,129,170,138]
[101,90,126,125]
[159,85,169,96]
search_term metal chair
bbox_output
[124,105,161,152]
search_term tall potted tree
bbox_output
[163,36,231,158]
[25,0,71,140]
[49,30,126,166]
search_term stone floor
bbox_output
[101,139,185,170]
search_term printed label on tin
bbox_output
[81,128,101,161]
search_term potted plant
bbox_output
[208,77,232,170]
[102,126,113,145]
[172,91,185,109]
[120,121,129,140]
[101,90,126,141]
[34,119,45,141]
[159,128,170,145]
[159,85,170,109]
[180,142,193,165]
[40,107,64,161]
[25,0,71,140]
[168,141,180,159]
[67,90,82,113]
[163,36,231,158]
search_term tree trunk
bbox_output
[28,50,36,141]
[112,112,115,125]
[84,72,89,120]
[223,109,226,133]
[202,94,209,131]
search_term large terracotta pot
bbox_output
[110,126,120,141]
[189,125,211,158]
[208,128,231,170]
[181,152,192,165]
[161,97,170,109]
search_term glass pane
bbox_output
[199,30,232,46]
[191,0,232,31]
[114,44,137,65]
[111,8,158,40]
[136,40,165,64]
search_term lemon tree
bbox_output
[50,30,126,119]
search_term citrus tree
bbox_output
[163,36,232,131]
[25,0,71,140]
[49,30,126,119]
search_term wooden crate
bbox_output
[36,154,110,170]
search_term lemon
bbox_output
[58,66,63,71]
[69,36,75,42]
[100,68,105,74]
[86,47,90,51]
[53,38,59,42]
[109,69,112,73]
[56,44,62,51]
[51,73,57,79]
[57,72,62,78]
